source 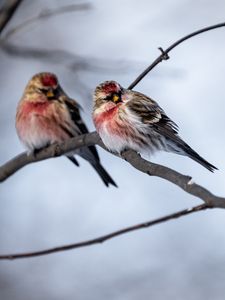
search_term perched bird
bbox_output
[16,72,117,187]
[93,81,217,172]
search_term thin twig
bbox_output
[0,0,23,35]
[0,203,209,260]
[128,21,225,89]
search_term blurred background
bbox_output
[0,0,225,299]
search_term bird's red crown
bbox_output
[41,73,58,87]
[101,81,120,94]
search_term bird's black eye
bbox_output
[104,91,122,103]
[104,94,113,101]
[39,88,47,93]
[38,88,56,99]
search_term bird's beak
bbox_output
[47,90,54,98]
[113,94,120,103]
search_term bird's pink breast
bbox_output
[93,104,142,153]
[94,106,131,137]
[16,100,68,149]
[17,101,52,135]
[21,101,51,115]
[94,106,117,127]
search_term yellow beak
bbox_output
[113,94,120,103]
[47,90,54,98]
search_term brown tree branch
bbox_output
[0,132,225,209]
[0,203,209,260]
[0,0,23,35]
[128,21,225,89]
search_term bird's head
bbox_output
[25,72,63,101]
[94,81,124,112]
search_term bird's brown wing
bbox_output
[64,97,100,162]
[127,91,179,136]
[127,92,217,172]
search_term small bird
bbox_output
[16,72,117,187]
[93,80,217,172]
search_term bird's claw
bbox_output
[53,143,61,157]
[32,148,42,158]
[120,148,129,158]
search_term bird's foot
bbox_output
[119,148,133,161]
[30,148,42,158]
[52,143,61,157]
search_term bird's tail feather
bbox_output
[168,139,218,172]
[67,156,79,167]
[67,155,117,187]
[77,147,117,187]
[183,144,217,172]
[91,162,118,187]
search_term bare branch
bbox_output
[0,0,23,35]
[128,21,225,89]
[0,132,224,209]
[0,203,209,260]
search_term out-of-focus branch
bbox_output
[0,0,23,35]
[0,1,128,74]
[128,21,225,89]
[3,3,91,39]
[0,41,128,73]
[0,132,225,209]
[0,203,209,260]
